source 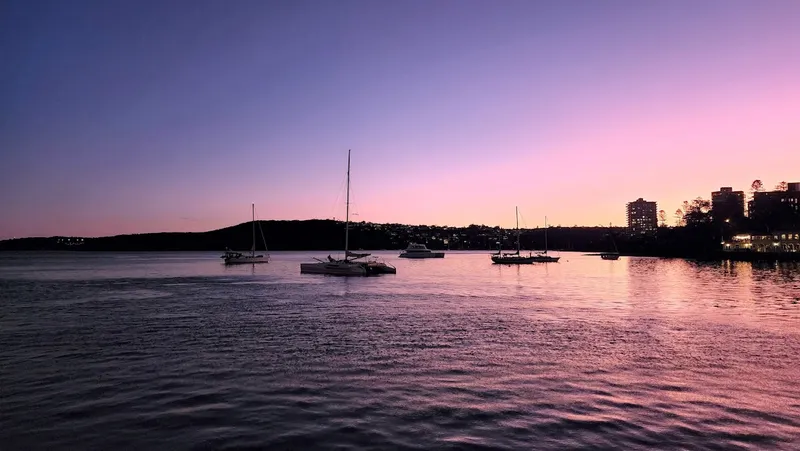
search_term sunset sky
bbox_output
[2,0,799,238]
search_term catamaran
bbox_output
[491,207,536,264]
[530,216,560,263]
[300,150,396,276]
[221,203,270,264]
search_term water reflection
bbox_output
[625,258,661,313]
[752,261,800,282]
[2,251,800,449]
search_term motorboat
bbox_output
[530,252,560,263]
[364,256,397,274]
[399,243,445,258]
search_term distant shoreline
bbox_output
[2,219,798,262]
[2,248,798,262]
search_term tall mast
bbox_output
[544,216,548,254]
[251,203,255,256]
[515,206,520,253]
[610,222,618,252]
[344,149,351,259]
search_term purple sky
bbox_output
[1,0,799,238]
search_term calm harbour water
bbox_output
[1,251,799,450]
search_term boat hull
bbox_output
[300,259,397,276]
[300,262,367,276]
[491,256,536,264]
[365,262,396,274]
[224,255,269,264]
[600,253,620,260]
[399,252,445,258]
[530,256,560,263]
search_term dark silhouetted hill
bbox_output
[0,219,745,259]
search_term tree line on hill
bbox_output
[0,219,748,258]
[2,177,796,258]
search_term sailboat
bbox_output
[491,207,536,264]
[300,150,396,276]
[221,203,270,264]
[601,223,620,260]
[530,216,560,263]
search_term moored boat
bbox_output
[491,207,537,264]
[300,150,396,277]
[364,256,397,274]
[529,215,560,263]
[600,223,620,260]
[222,204,270,264]
[399,243,445,258]
[300,256,367,276]
[492,252,537,264]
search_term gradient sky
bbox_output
[2,0,799,238]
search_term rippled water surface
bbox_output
[2,251,800,450]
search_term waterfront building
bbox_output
[626,198,658,235]
[722,231,800,253]
[748,182,800,225]
[711,187,745,220]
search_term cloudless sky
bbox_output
[1,0,799,238]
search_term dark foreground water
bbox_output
[1,251,799,450]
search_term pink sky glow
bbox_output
[1,1,799,238]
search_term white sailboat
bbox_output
[530,216,560,263]
[221,203,270,264]
[300,150,396,276]
[491,207,536,264]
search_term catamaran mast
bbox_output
[251,203,255,256]
[344,149,351,260]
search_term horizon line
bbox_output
[0,217,632,241]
